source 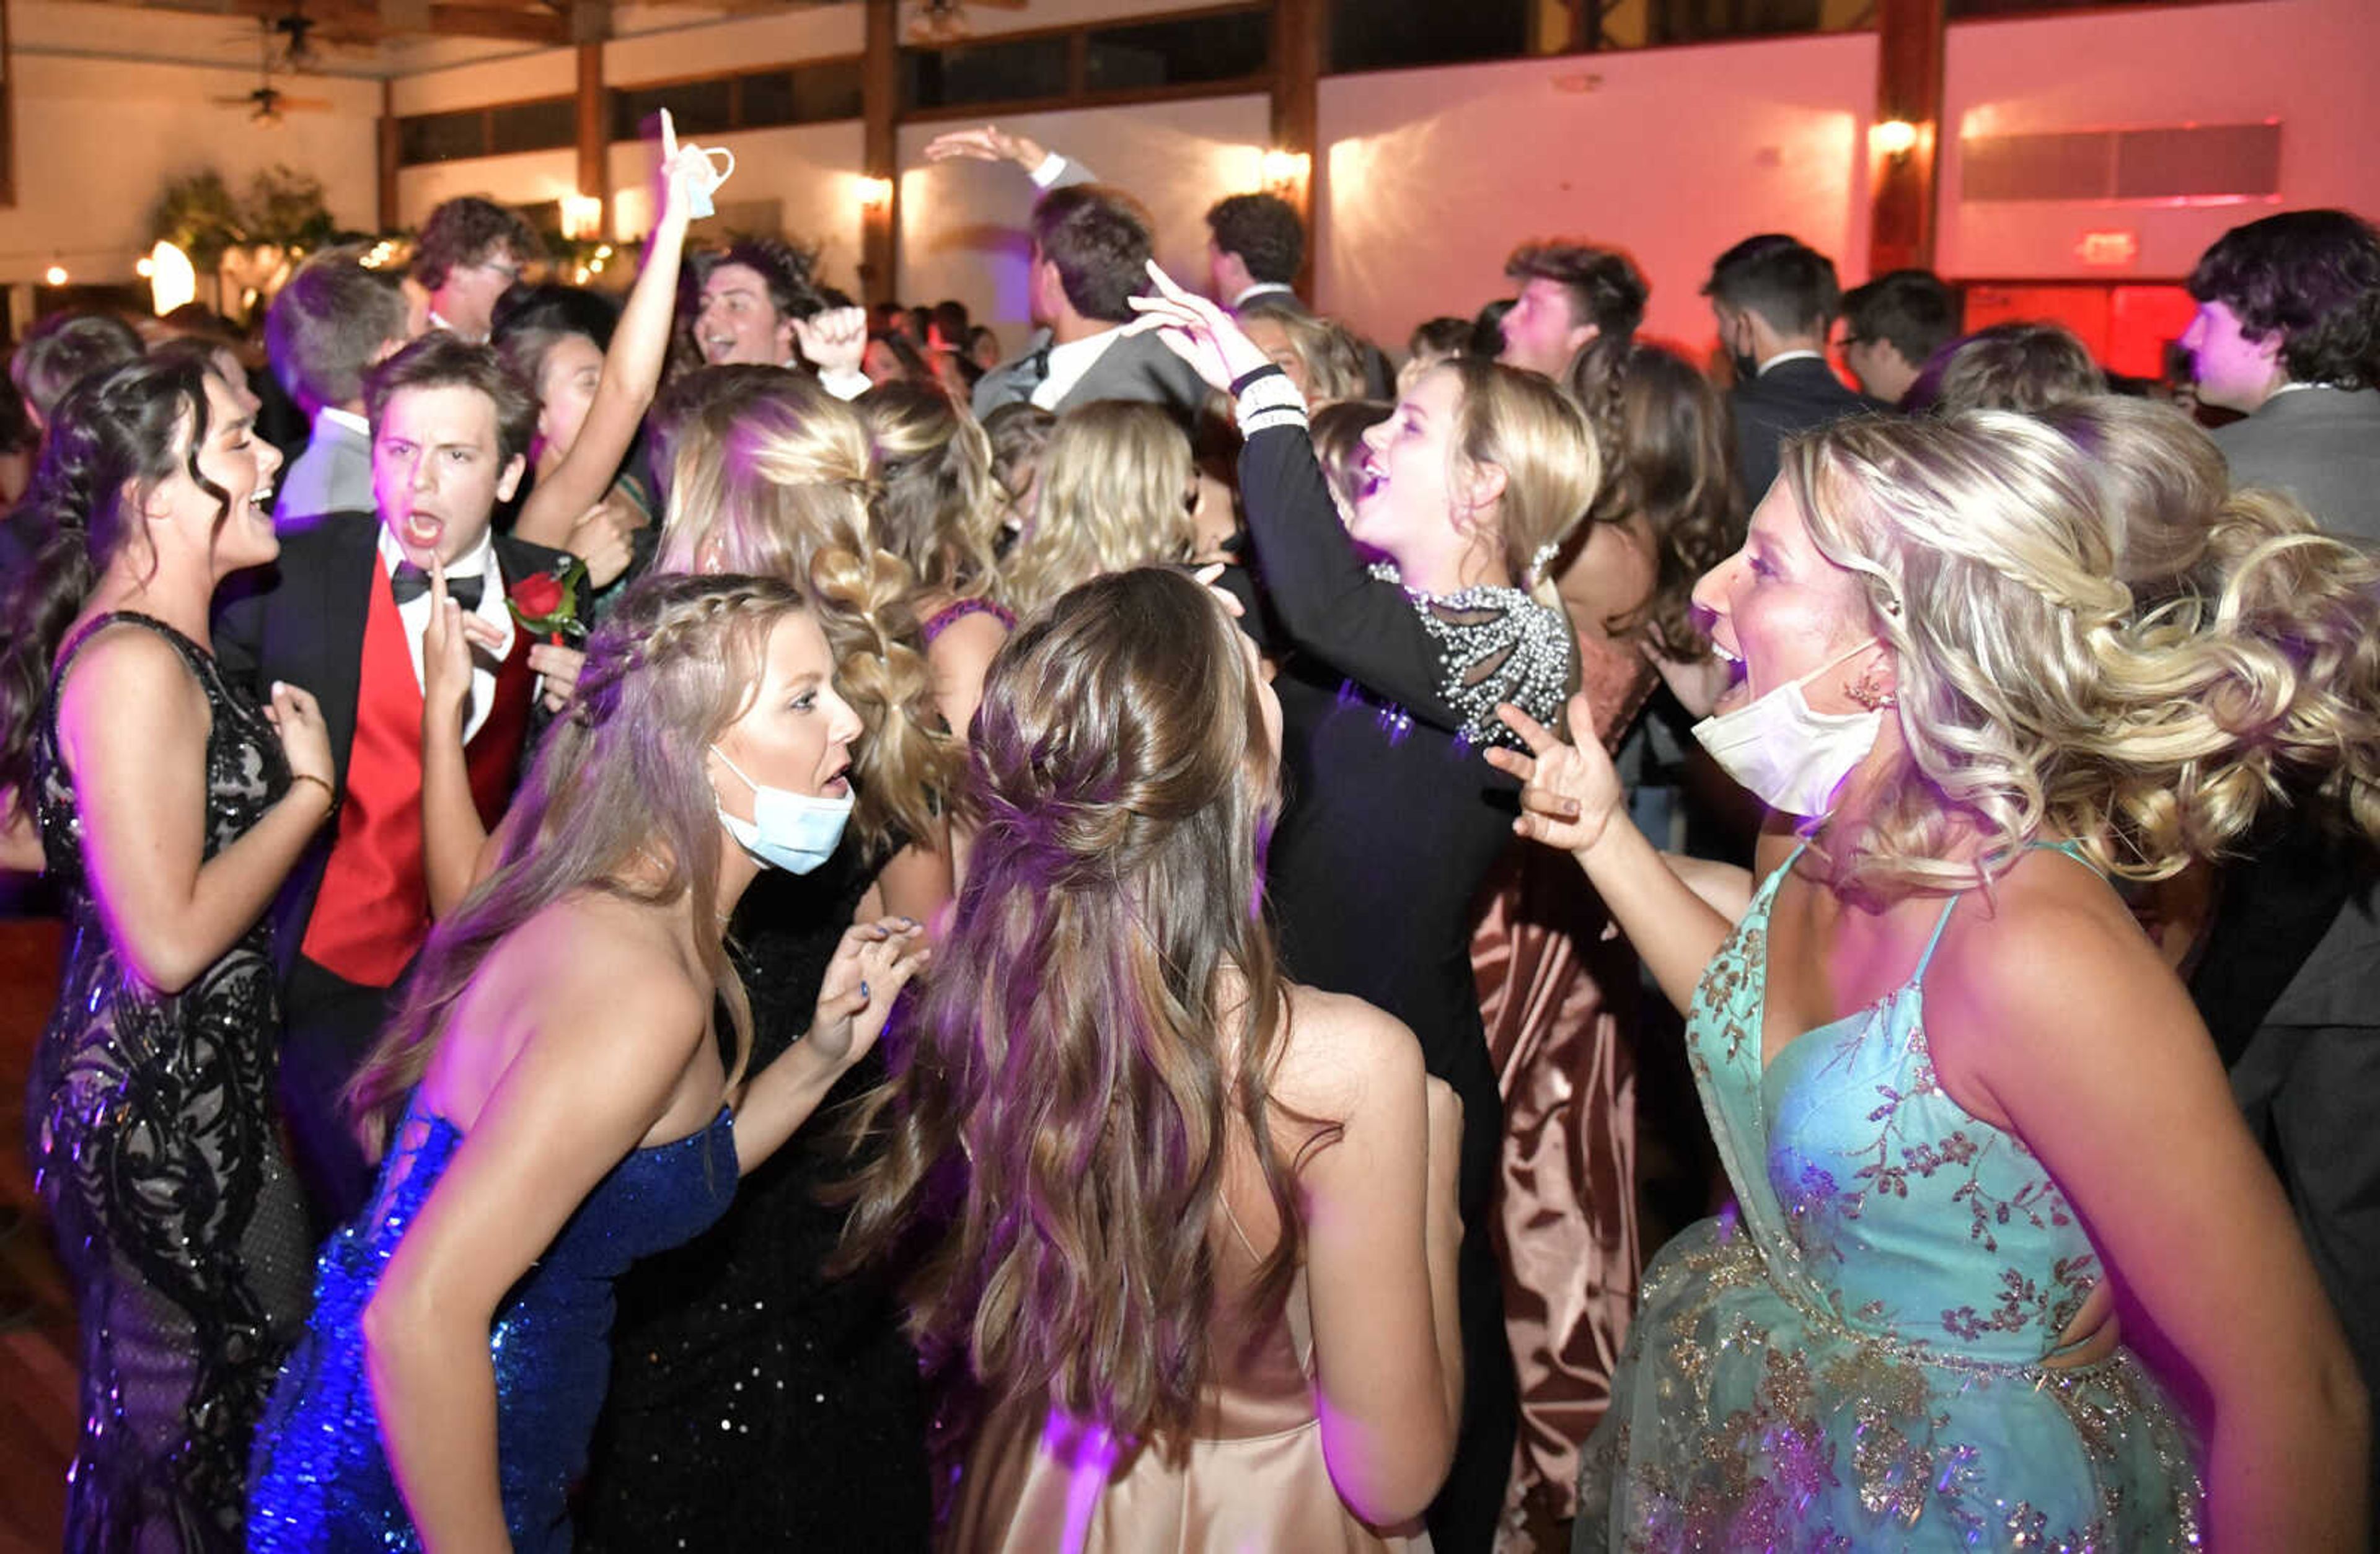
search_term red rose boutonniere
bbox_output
[507,556,592,644]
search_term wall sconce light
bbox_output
[1259,149,1311,191]
[857,175,894,209]
[1870,119,1920,159]
[561,193,605,240]
[43,263,68,287]
[148,242,198,315]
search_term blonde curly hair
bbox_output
[1003,400,1195,623]
[1783,410,2380,900]
[656,372,953,851]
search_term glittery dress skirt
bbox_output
[244,1100,738,1552]
[1576,851,2203,1552]
[27,614,315,1553]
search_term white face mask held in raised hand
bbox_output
[711,745,853,874]
[1691,638,1887,818]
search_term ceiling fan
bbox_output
[905,0,1030,45]
[213,22,332,126]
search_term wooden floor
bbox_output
[0,917,73,1553]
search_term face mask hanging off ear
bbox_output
[1690,638,1887,818]
[711,745,853,874]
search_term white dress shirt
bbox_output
[1033,327,1123,410]
[1756,349,1828,375]
[376,524,516,744]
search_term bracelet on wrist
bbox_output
[1230,363,1288,396]
[288,772,337,810]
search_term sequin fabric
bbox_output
[1575,846,2205,1553]
[1363,561,1571,750]
[27,613,315,1553]
[244,1098,738,1551]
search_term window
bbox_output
[900,35,1072,112]
[1083,10,1270,92]
[737,58,866,129]
[488,97,575,156]
[612,77,733,143]
[398,109,488,167]
[1328,0,1530,72]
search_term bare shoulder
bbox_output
[499,893,710,1066]
[1926,848,2195,1097]
[57,620,203,703]
[1267,984,1424,1126]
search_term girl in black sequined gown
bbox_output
[575,370,954,1550]
[1,358,337,1551]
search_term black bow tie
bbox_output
[390,563,483,610]
[1026,344,1052,384]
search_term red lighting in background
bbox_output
[2076,230,2140,267]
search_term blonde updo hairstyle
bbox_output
[656,372,952,849]
[1004,399,1196,622]
[856,381,1005,607]
[1434,356,1602,618]
[1783,410,2380,901]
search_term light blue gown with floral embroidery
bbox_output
[1577,845,2203,1552]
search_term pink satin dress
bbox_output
[1469,634,1654,1540]
[946,1208,1434,1553]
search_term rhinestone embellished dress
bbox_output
[1576,846,2204,1552]
[28,612,314,1553]
[244,1099,738,1551]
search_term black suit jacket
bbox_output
[213,510,569,977]
[1730,357,1881,506]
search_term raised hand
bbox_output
[1123,261,1275,394]
[1482,693,1624,856]
[808,916,931,1068]
[566,491,640,590]
[793,305,869,380]
[420,556,506,735]
[923,124,1048,172]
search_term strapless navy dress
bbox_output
[244,1095,739,1550]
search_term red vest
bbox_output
[299,563,535,987]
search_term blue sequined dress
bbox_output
[244,1096,738,1551]
[1577,845,2205,1552]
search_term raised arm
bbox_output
[417,561,503,918]
[58,626,335,993]
[1285,993,1463,1526]
[1127,265,1509,735]
[361,942,710,1549]
[1947,874,2369,1553]
[923,123,1097,191]
[509,149,699,548]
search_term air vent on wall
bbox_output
[1962,121,2280,203]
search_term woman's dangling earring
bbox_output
[1844,658,1897,712]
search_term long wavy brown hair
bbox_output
[844,567,1315,1454]
[344,574,804,1154]
[655,371,951,851]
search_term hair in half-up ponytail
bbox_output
[0,355,221,807]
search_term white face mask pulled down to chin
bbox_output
[711,745,853,875]
[1691,638,1887,819]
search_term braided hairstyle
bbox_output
[847,567,1315,1454]
[0,355,226,808]
[654,371,951,849]
[345,573,807,1152]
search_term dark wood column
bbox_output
[860,0,899,305]
[377,78,400,232]
[1869,0,1945,275]
[1270,0,1322,297]
[574,2,610,239]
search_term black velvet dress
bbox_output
[1235,389,1574,1554]
[28,613,314,1552]
[577,832,932,1552]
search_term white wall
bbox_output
[895,94,1274,336]
[1939,0,2380,280]
[1314,33,1877,356]
[1,5,381,288]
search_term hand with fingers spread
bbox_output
[793,306,869,380]
[923,124,1049,172]
[1122,261,1276,394]
[1482,691,1624,857]
[809,916,932,1068]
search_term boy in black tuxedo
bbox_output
[217,335,568,1228]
